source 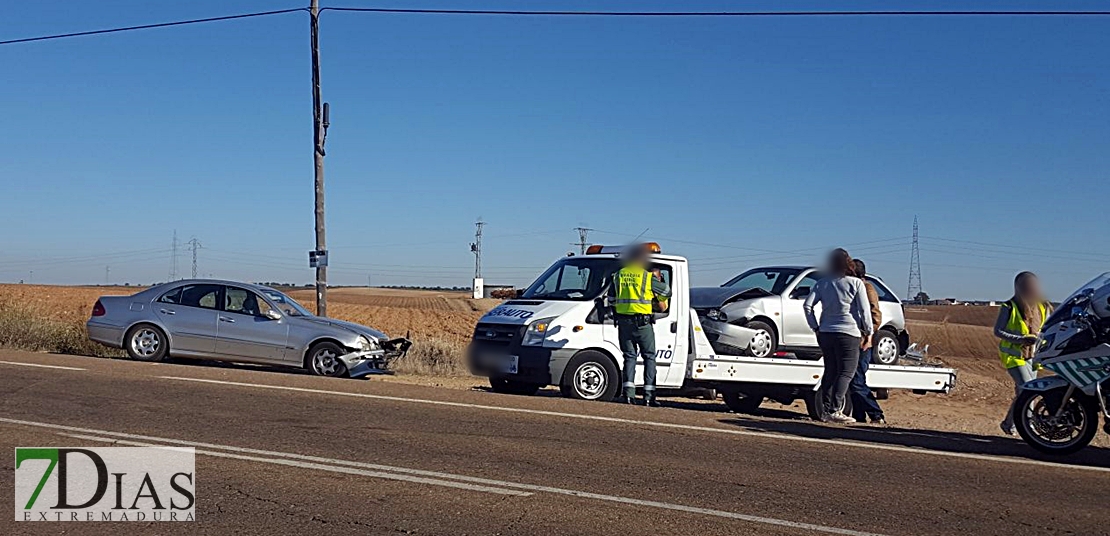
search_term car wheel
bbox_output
[744,320,777,358]
[489,378,542,396]
[307,341,349,378]
[722,390,763,414]
[125,324,168,362]
[872,331,899,365]
[560,351,620,402]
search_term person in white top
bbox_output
[803,248,874,423]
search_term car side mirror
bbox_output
[790,287,811,299]
[265,309,282,320]
[514,289,524,298]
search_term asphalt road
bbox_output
[1,350,1108,535]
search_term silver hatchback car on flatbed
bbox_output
[692,266,909,365]
[87,279,411,378]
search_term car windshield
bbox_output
[261,289,312,316]
[521,257,621,301]
[721,268,803,295]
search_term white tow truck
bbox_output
[467,243,956,417]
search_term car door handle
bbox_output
[219,316,235,323]
[160,309,176,315]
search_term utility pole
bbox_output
[470,219,485,279]
[469,219,485,299]
[310,0,330,317]
[573,227,593,255]
[29,270,33,284]
[367,273,372,288]
[187,238,202,278]
[907,216,923,303]
[105,266,110,285]
[170,230,179,281]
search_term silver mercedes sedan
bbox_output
[86,279,411,378]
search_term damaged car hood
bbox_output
[690,286,773,309]
[296,316,388,341]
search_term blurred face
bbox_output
[1018,275,1041,299]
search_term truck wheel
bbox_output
[744,320,777,358]
[560,351,619,402]
[722,391,763,414]
[872,330,899,365]
[804,390,854,421]
[489,378,542,396]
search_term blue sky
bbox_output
[1,1,1108,300]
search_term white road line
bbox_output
[0,360,85,371]
[159,375,1110,474]
[0,418,885,536]
[57,433,530,497]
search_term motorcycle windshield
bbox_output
[1044,272,1110,328]
[1062,272,1110,307]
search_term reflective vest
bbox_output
[614,266,654,315]
[998,300,1047,369]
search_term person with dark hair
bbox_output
[848,259,886,424]
[995,271,1053,435]
[803,249,874,423]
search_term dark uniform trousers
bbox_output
[617,314,656,398]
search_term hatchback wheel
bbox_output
[872,331,899,365]
[307,342,349,377]
[744,321,777,358]
[125,324,168,362]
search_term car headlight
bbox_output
[357,336,376,351]
[706,309,727,322]
[522,317,558,347]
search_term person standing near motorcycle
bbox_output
[996,271,1053,435]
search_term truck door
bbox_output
[781,271,821,348]
[649,261,685,387]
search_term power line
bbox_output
[0,8,307,46]
[5,7,1108,48]
[322,7,1110,17]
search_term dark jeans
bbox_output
[617,316,656,398]
[850,348,884,421]
[817,332,861,416]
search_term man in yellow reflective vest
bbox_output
[613,245,667,406]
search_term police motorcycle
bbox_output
[1015,273,1110,455]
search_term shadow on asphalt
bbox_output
[717,415,1110,470]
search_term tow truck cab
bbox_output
[468,244,691,400]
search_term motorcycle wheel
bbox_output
[1014,386,1100,455]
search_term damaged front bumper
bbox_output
[700,319,758,354]
[339,337,413,378]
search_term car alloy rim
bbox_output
[750,330,772,357]
[130,329,161,357]
[313,349,340,376]
[574,363,607,399]
[877,337,898,364]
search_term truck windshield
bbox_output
[521,258,621,301]
[722,268,803,295]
